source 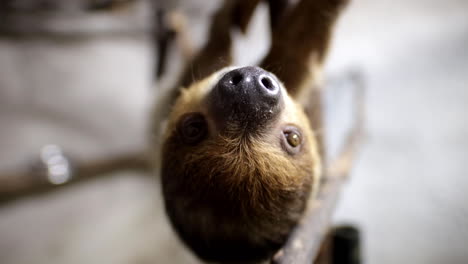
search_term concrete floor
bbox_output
[0,0,467,263]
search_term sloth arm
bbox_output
[260,0,348,98]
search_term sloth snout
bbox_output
[218,66,280,104]
[209,66,283,131]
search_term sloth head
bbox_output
[158,66,321,262]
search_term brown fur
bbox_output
[154,0,348,262]
[161,70,320,262]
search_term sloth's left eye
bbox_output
[177,113,208,145]
[282,127,302,155]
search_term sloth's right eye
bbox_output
[177,113,208,145]
[281,126,303,155]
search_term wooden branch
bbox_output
[0,151,150,202]
[272,172,345,264]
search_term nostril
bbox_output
[230,73,243,86]
[210,67,283,129]
[260,76,277,92]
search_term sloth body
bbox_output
[160,66,321,262]
[154,0,348,262]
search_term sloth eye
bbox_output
[177,113,208,145]
[286,132,301,147]
[282,127,302,155]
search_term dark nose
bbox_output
[218,66,281,103]
[209,66,283,131]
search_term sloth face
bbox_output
[159,66,321,262]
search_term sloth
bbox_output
[154,0,348,263]
[160,66,321,262]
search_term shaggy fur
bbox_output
[159,70,320,262]
[154,0,348,262]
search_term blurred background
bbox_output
[0,0,467,263]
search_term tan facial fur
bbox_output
[158,67,321,262]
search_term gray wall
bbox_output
[331,1,468,263]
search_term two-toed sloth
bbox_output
[153,0,348,263]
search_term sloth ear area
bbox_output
[176,113,209,145]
